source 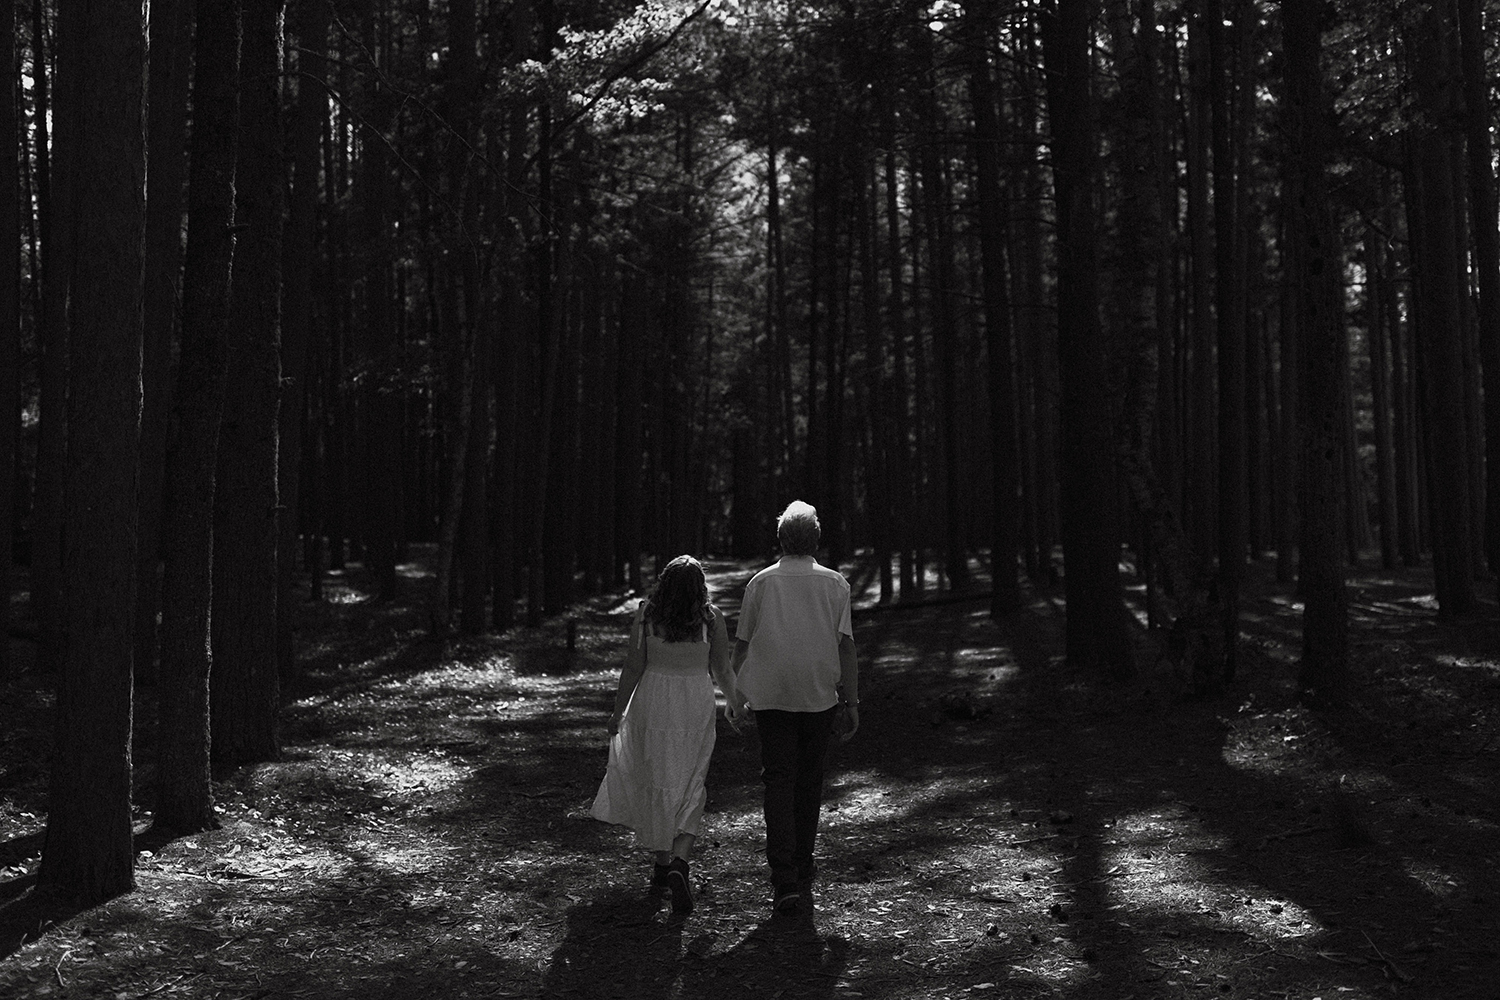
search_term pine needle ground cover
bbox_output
[2,555,1497,999]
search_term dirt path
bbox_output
[1,555,1498,999]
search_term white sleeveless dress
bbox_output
[589,615,716,851]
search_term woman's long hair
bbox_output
[643,555,713,642]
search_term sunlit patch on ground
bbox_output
[4,559,1498,999]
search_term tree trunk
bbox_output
[914,23,970,591]
[966,0,1020,614]
[492,96,527,630]
[31,0,71,677]
[1365,222,1400,569]
[1210,0,1247,684]
[38,0,146,905]
[1282,0,1349,703]
[1387,190,1421,567]
[358,9,399,601]
[0,0,16,681]
[1041,0,1133,677]
[857,152,893,602]
[1408,2,1477,615]
[1185,5,1216,569]
[434,0,481,635]
[211,0,284,770]
[277,0,330,678]
[155,0,240,833]
[1457,0,1500,590]
[881,118,917,599]
[133,0,194,689]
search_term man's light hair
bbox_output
[777,500,821,556]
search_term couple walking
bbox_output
[588,500,861,916]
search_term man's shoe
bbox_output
[668,858,694,915]
[773,884,801,915]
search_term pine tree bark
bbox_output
[966,0,1020,614]
[38,0,146,905]
[212,0,284,770]
[1407,2,1477,615]
[358,9,399,601]
[278,0,330,677]
[0,0,16,680]
[1282,0,1349,702]
[1365,224,1400,568]
[857,155,893,602]
[914,22,970,591]
[155,0,240,833]
[31,0,72,677]
[1457,0,1500,588]
[1185,4,1216,569]
[434,0,481,635]
[133,0,194,688]
[1210,0,1247,684]
[1041,0,1133,677]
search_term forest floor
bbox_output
[2,550,1499,1000]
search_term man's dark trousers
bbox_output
[756,706,838,891]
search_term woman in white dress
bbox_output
[590,555,742,914]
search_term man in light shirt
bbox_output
[730,500,860,915]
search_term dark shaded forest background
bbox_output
[2,0,1498,908]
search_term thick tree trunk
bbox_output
[1282,0,1349,703]
[1408,3,1477,616]
[212,0,284,770]
[38,0,146,905]
[1105,0,1212,659]
[156,0,240,833]
[133,0,194,688]
[1041,0,1133,678]
[277,0,331,678]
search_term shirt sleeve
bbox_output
[836,583,853,639]
[736,579,759,642]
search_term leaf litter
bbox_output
[0,555,1497,998]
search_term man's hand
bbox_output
[839,703,859,742]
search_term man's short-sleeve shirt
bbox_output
[734,555,852,712]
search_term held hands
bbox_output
[724,696,751,733]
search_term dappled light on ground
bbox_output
[2,557,1497,998]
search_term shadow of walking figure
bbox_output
[540,889,685,998]
[681,906,850,1000]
